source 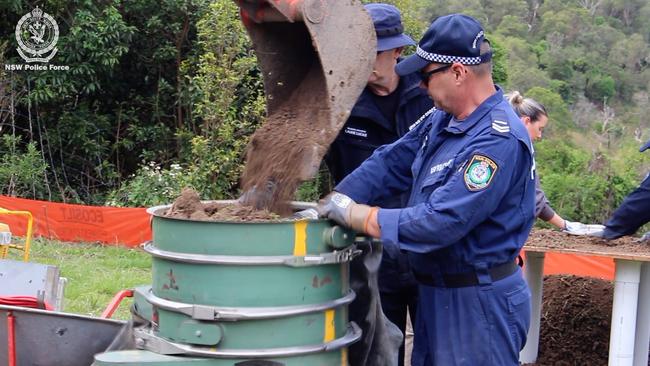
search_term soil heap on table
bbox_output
[528,275,614,366]
[527,228,650,256]
[163,187,281,221]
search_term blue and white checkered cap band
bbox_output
[416,46,482,65]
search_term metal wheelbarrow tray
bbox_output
[0,304,124,366]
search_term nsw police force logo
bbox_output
[464,154,498,191]
[15,7,59,63]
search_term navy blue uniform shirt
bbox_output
[602,138,650,239]
[325,68,432,294]
[336,87,536,274]
[325,71,433,206]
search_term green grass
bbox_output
[5,237,151,320]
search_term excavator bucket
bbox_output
[236,0,376,211]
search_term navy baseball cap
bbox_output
[396,14,491,76]
[641,139,650,152]
[365,3,415,52]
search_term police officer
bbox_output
[588,139,650,241]
[506,91,605,235]
[313,14,536,365]
[324,4,433,365]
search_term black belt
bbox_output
[414,261,520,288]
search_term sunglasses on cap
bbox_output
[419,64,452,86]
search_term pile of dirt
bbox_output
[529,275,613,366]
[163,188,282,221]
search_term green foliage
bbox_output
[189,0,265,198]
[105,161,189,207]
[490,37,508,85]
[0,135,49,198]
[585,74,616,102]
[1,0,210,203]
[535,139,645,223]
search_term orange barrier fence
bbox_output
[522,250,614,280]
[0,195,615,279]
[0,195,150,247]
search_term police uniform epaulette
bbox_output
[489,109,511,137]
[409,107,437,131]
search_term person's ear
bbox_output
[521,116,532,125]
[451,63,467,83]
[393,47,404,59]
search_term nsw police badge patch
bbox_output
[464,155,498,191]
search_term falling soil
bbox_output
[527,228,650,256]
[525,275,614,366]
[239,105,335,215]
[163,188,282,221]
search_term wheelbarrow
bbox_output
[0,304,125,366]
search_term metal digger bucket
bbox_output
[236,0,376,180]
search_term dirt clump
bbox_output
[163,188,281,222]
[526,275,613,366]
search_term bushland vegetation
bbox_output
[1,0,648,224]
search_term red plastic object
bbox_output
[7,311,16,366]
[0,296,52,310]
[101,289,134,319]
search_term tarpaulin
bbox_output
[0,195,616,279]
[538,252,614,280]
[0,195,150,247]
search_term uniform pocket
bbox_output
[507,286,530,313]
[506,285,531,352]
[420,158,455,193]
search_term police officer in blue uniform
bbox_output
[326,3,432,193]
[324,4,433,365]
[312,14,536,365]
[588,139,650,241]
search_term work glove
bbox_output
[294,192,376,234]
[292,207,319,220]
[636,231,650,243]
[563,220,606,236]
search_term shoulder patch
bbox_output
[464,154,498,191]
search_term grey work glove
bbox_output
[563,220,606,236]
[292,208,319,220]
[294,192,375,233]
[636,231,650,243]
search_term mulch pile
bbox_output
[528,275,613,366]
